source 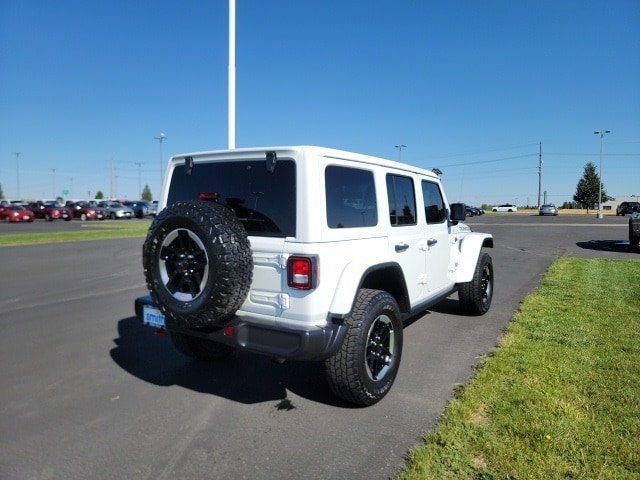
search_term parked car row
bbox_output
[0,199,157,223]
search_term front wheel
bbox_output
[630,225,639,251]
[325,289,403,406]
[458,252,494,315]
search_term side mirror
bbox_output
[450,203,466,222]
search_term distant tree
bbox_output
[573,162,608,213]
[0,183,4,199]
[95,190,104,199]
[141,184,152,201]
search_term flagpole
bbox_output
[228,0,236,149]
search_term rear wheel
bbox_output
[325,289,403,406]
[459,253,494,315]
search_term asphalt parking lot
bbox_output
[0,213,636,480]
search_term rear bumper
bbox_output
[134,295,347,361]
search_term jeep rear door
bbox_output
[386,173,428,302]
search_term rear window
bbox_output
[167,160,296,237]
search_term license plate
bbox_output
[23,215,30,220]
[143,305,165,327]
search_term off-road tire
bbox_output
[325,289,403,406]
[143,200,253,330]
[170,332,235,360]
[458,252,493,315]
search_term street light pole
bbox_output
[13,152,21,199]
[228,0,236,149]
[135,162,143,198]
[154,133,167,193]
[594,130,611,219]
[394,144,406,161]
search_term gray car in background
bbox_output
[539,204,558,216]
[102,201,134,219]
[123,201,155,218]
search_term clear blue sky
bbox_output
[1,0,638,206]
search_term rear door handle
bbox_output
[395,243,409,253]
[427,238,438,247]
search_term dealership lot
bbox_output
[0,214,636,480]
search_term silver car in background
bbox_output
[103,202,134,219]
[539,204,558,216]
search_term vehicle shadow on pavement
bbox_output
[110,316,353,408]
[576,239,638,254]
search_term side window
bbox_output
[386,174,416,226]
[325,166,377,228]
[422,180,446,223]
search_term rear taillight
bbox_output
[287,256,318,290]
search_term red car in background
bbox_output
[66,202,106,221]
[0,204,35,223]
[27,201,72,221]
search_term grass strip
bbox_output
[0,221,151,246]
[397,258,640,479]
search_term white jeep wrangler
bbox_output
[135,146,494,405]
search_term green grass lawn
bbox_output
[397,258,640,479]
[0,220,151,246]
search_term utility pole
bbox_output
[13,152,21,199]
[135,162,143,198]
[594,130,611,219]
[110,160,114,199]
[154,133,167,191]
[537,141,543,208]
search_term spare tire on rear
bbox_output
[143,200,253,330]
